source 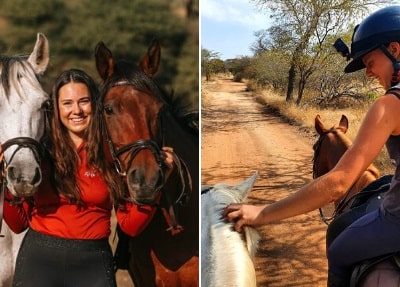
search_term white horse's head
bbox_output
[201,172,260,287]
[0,33,49,197]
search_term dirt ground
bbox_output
[201,77,328,286]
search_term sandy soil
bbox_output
[201,77,328,286]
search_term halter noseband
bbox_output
[0,136,44,237]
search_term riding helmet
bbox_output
[344,5,400,73]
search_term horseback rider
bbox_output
[223,5,400,287]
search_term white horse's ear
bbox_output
[28,33,50,75]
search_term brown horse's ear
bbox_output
[338,115,348,133]
[139,39,161,78]
[315,114,327,135]
[95,42,114,82]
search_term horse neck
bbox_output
[351,165,380,194]
[201,193,257,287]
[324,131,381,207]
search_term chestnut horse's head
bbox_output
[95,40,167,205]
[312,114,350,180]
[313,114,380,222]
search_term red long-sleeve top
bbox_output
[3,143,156,239]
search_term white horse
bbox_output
[0,33,49,287]
[201,172,260,287]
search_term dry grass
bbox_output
[254,86,394,176]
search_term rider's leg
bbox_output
[327,207,400,283]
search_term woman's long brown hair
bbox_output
[45,68,124,206]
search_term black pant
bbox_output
[13,229,117,287]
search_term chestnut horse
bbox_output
[313,114,400,287]
[313,114,380,222]
[94,40,198,286]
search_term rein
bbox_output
[101,80,192,232]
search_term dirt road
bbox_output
[201,77,328,286]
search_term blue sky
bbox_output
[201,1,400,60]
[201,0,271,60]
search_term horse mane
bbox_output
[0,54,39,100]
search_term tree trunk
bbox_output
[286,64,295,102]
[296,78,306,105]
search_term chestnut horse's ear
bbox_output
[139,39,161,78]
[338,114,348,133]
[95,42,114,82]
[315,114,328,135]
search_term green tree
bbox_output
[251,0,392,105]
[201,48,221,81]
[0,0,198,111]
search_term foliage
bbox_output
[250,0,392,105]
[201,48,223,81]
[248,51,289,89]
[226,57,252,82]
[0,0,198,111]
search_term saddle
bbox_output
[326,175,400,286]
[326,175,393,247]
[350,252,400,287]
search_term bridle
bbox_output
[0,136,44,237]
[101,79,192,231]
[312,129,353,224]
[101,80,166,180]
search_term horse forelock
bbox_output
[102,59,169,106]
[313,127,353,178]
[0,54,41,102]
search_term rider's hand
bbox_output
[223,203,265,232]
[161,146,174,179]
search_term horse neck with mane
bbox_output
[0,33,49,287]
[201,173,260,287]
[95,40,198,287]
[313,114,380,210]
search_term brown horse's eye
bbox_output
[104,105,114,115]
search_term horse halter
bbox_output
[312,129,335,180]
[0,136,43,237]
[101,80,166,180]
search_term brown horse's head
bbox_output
[313,114,380,213]
[95,40,167,205]
[313,114,350,179]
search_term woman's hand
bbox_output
[161,146,174,179]
[223,203,266,232]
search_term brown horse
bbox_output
[94,40,198,287]
[313,114,380,221]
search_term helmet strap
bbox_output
[380,45,400,85]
